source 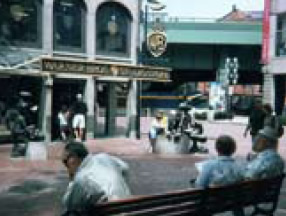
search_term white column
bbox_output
[86,9,96,59]
[263,66,275,106]
[130,8,139,65]
[269,15,277,59]
[262,12,277,106]
[85,77,96,139]
[43,0,53,54]
[126,80,137,138]
[39,76,53,143]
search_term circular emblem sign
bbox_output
[147,31,167,57]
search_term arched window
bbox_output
[53,0,86,53]
[0,0,42,47]
[96,3,132,57]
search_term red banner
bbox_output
[261,0,271,64]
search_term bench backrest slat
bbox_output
[93,190,204,215]
[89,174,285,216]
[203,174,285,214]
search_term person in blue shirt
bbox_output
[195,135,243,188]
[194,135,244,216]
[245,126,284,180]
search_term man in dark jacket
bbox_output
[244,100,266,145]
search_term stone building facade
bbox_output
[0,0,170,142]
[264,0,286,114]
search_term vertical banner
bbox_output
[261,0,271,64]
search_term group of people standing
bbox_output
[148,103,205,153]
[244,100,284,147]
[58,93,87,142]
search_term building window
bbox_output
[0,0,42,47]
[96,2,132,57]
[277,14,286,56]
[53,0,86,53]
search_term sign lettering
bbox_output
[41,58,170,81]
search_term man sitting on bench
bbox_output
[245,126,284,180]
[61,142,131,216]
[194,135,243,188]
[193,135,244,216]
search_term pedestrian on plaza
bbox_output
[192,135,244,216]
[62,141,131,216]
[71,94,87,142]
[149,110,168,153]
[244,126,284,180]
[58,105,71,141]
[244,99,267,145]
[263,103,284,138]
[5,108,28,157]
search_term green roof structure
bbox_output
[159,21,262,45]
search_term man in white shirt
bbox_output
[62,141,131,215]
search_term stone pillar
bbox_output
[43,0,53,54]
[38,76,53,143]
[105,82,117,136]
[86,9,96,59]
[269,13,277,59]
[263,66,275,107]
[85,77,96,139]
[126,80,137,138]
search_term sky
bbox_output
[161,0,264,18]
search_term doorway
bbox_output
[52,78,85,140]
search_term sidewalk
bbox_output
[0,120,286,216]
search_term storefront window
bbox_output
[277,14,286,56]
[53,0,86,53]
[96,2,132,57]
[0,0,42,47]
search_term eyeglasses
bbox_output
[62,154,72,166]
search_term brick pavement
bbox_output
[0,119,286,215]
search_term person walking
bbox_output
[71,94,87,142]
[263,103,284,138]
[244,100,267,145]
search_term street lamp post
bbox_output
[136,0,166,138]
[224,57,239,113]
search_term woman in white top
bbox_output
[58,105,70,141]
[149,111,168,153]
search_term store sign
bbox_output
[147,18,167,57]
[41,57,170,81]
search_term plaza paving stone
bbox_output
[0,118,286,215]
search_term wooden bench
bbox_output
[88,174,285,216]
